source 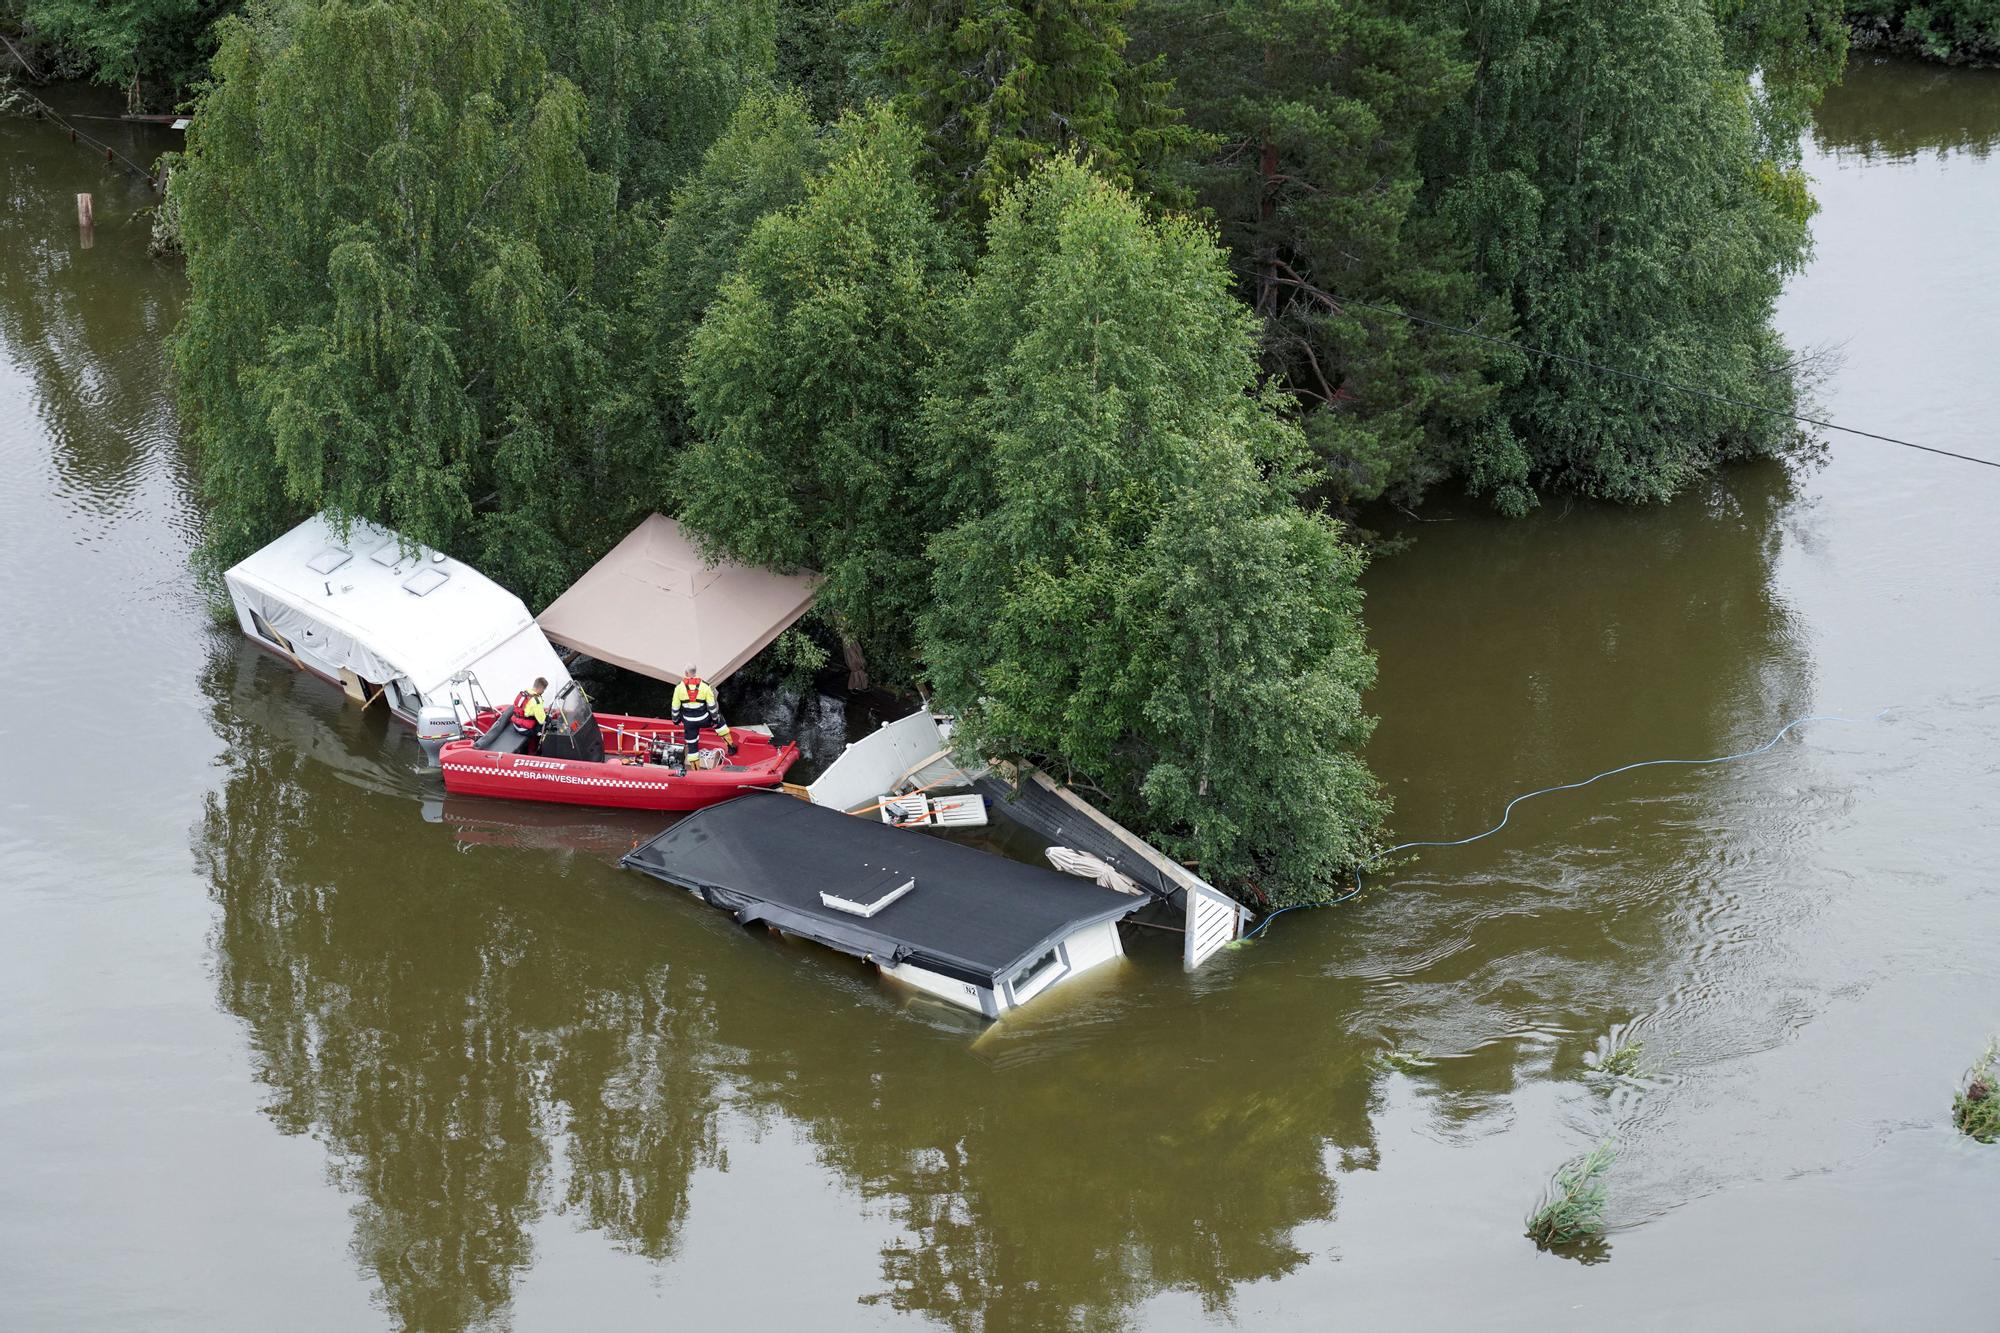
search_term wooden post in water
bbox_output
[76,193,94,249]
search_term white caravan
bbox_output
[223,514,570,725]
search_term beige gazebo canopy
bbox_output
[537,514,820,684]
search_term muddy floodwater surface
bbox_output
[3,57,1998,1332]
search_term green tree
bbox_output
[514,0,776,207]
[4,0,241,105]
[1134,0,1511,505]
[1415,0,1813,513]
[675,107,957,679]
[921,161,1383,905]
[1712,0,1848,149]
[775,0,882,119]
[855,0,1194,217]
[634,86,832,412]
[1847,0,2000,63]
[174,0,651,604]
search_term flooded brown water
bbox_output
[4,58,1999,1330]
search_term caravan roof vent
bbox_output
[370,540,407,569]
[402,567,450,597]
[306,546,352,575]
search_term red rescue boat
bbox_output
[432,684,799,811]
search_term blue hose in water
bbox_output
[1240,709,1888,941]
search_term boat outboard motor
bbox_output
[417,705,462,767]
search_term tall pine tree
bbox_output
[632,87,833,427]
[1135,0,1512,505]
[856,0,1194,217]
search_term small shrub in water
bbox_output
[1526,1141,1615,1247]
[1372,1048,1434,1074]
[1597,1041,1645,1078]
[1954,1041,1999,1144]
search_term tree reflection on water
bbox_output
[191,463,1809,1329]
[1812,54,2000,162]
[196,649,727,1327]
[0,102,190,518]
[193,647,1376,1330]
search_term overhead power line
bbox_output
[1331,295,2000,472]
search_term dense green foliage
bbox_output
[1137,0,1508,505]
[857,0,1193,217]
[1415,0,1815,513]
[175,0,768,604]
[635,87,831,414]
[921,162,1383,899]
[1955,1041,1999,1142]
[774,0,880,119]
[1715,0,1849,146]
[1135,0,1826,513]
[1849,0,2000,62]
[515,0,775,206]
[2,0,239,104]
[676,108,957,680]
[149,0,1863,904]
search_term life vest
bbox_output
[510,691,545,733]
[673,679,718,727]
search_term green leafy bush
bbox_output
[1596,1041,1646,1078]
[1848,1,2000,63]
[767,627,832,695]
[1526,1142,1615,1247]
[1953,1040,1999,1143]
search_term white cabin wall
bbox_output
[994,919,1128,1013]
[879,960,995,1016]
[1061,918,1125,975]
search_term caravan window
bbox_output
[248,609,294,655]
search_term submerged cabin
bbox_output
[623,796,1147,1017]
[223,514,570,724]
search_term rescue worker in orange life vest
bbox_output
[671,666,736,755]
[510,677,549,753]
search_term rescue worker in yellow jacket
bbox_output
[671,666,736,755]
[510,677,549,753]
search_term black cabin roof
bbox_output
[621,795,1142,986]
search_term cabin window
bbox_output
[1007,944,1068,1005]
[306,545,351,575]
[402,567,450,597]
[248,609,294,655]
